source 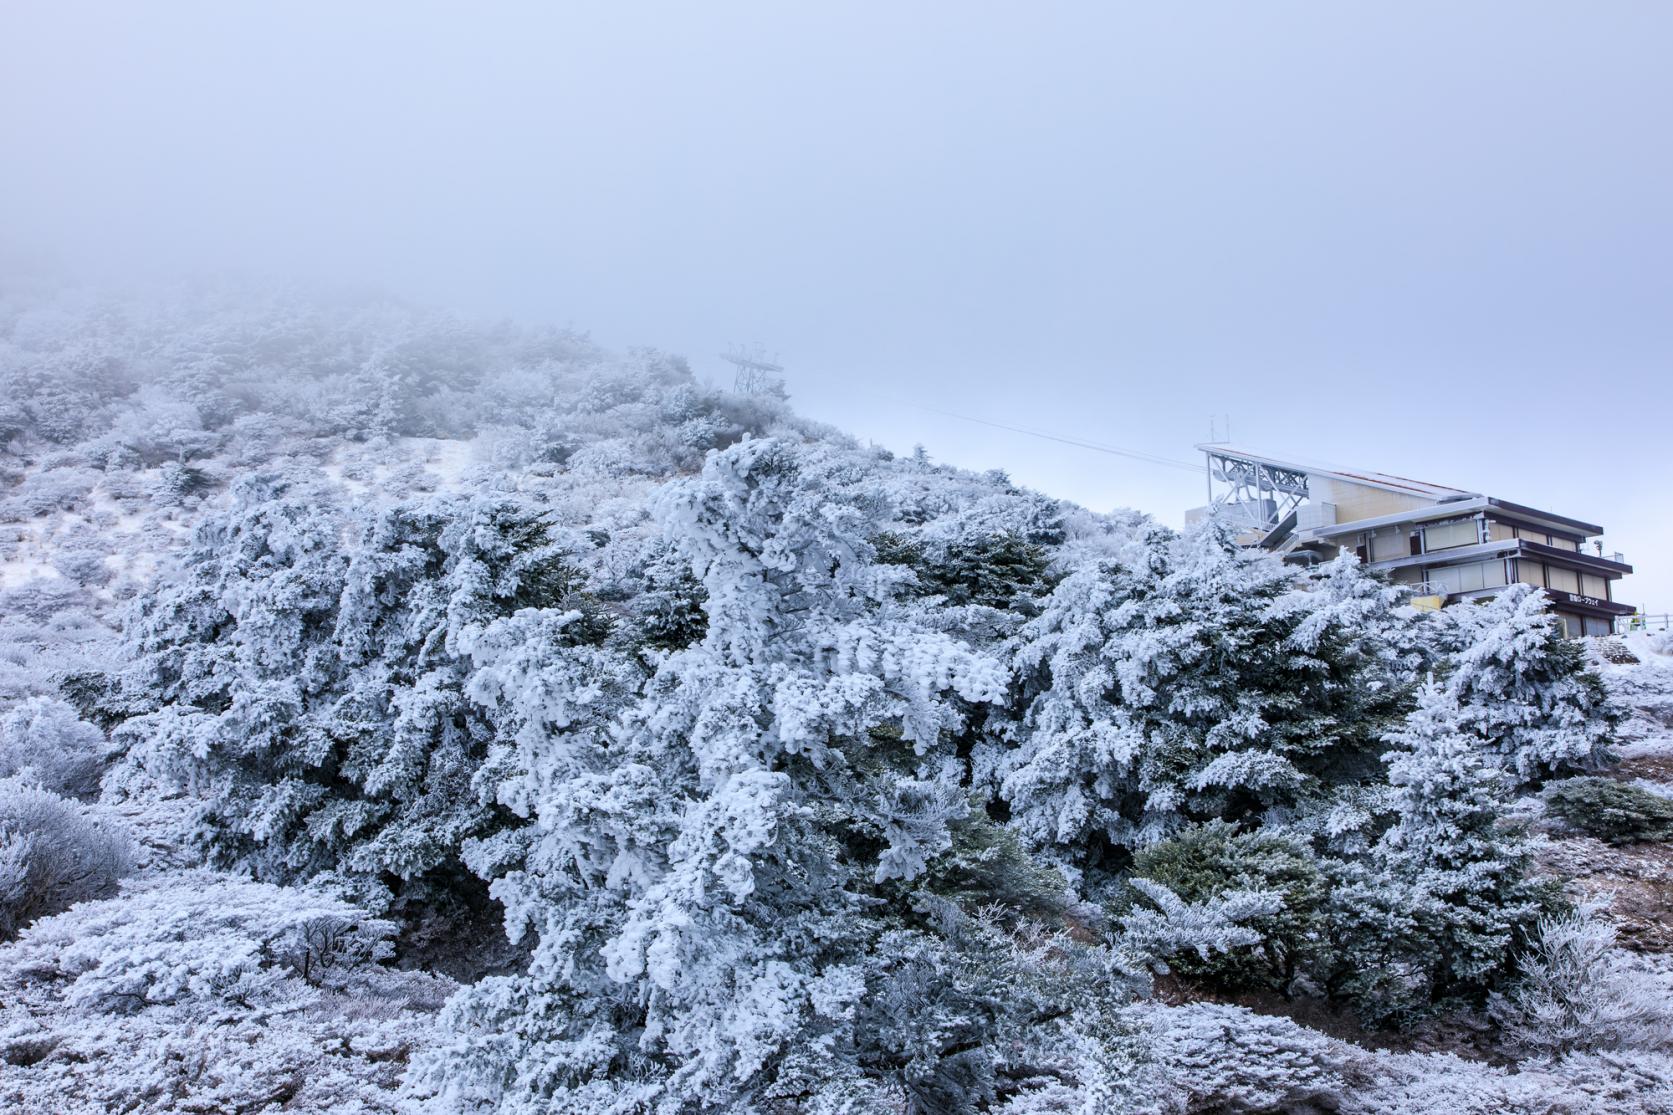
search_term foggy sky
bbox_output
[3,2,1669,610]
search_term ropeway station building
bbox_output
[1185,445,1634,638]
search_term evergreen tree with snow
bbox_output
[997,517,1416,877]
[107,471,604,909]
[1436,583,1617,783]
[424,438,1100,1114]
[1328,680,1549,1019]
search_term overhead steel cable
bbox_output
[896,400,1206,475]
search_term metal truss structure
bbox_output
[1202,447,1310,539]
[721,344,786,397]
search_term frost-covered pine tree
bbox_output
[423,438,1099,1115]
[1329,680,1547,1017]
[1437,583,1616,783]
[997,517,1412,874]
[108,470,600,901]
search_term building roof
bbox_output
[1298,495,1606,541]
[1195,444,1477,501]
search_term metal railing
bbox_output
[1618,613,1672,634]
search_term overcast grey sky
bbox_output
[3,2,1669,609]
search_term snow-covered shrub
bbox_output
[0,585,109,707]
[1117,879,1279,973]
[1,872,394,1010]
[0,697,107,799]
[83,385,217,468]
[1126,821,1327,992]
[49,544,111,588]
[9,465,101,516]
[1134,1001,1359,1114]
[847,905,1129,1114]
[1350,1048,1673,1114]
[1438,585,1617,782]
[0,873,450,1115]
[0,778,131,939]
[1489,907,1673,1056]
[1543,776,1673,844]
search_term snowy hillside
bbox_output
[1,279,1670,1114]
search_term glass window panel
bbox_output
[1487,520,1517,542]
[1391,566,1422,584]
[1424,520,1480,551]
[1518,560,1545,587]
[1547,566,1580,594]
[1550,536,1581,552]
[1428,565,1462,594]
[1370,528,1408,562]
[1584,617,1613,638]
[1482,560,1508,588]
[1580,573,1608,599]
[1518,527,1550,545]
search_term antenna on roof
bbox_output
[1207,414,1232,444]
[721,343,786,397]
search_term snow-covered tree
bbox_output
[423,438,1103,1114]
[108,472,605,908]
[1438,583,1617,782]
[1328,681,1548,1018]
[998,519,1415,872]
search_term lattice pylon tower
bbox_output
[721,344,785,396]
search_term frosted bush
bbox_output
[1117,878,1280,971]
[0,872,396,1011]
[0,778,131,939]
[1350,1048,1673,1115]
[1135,1001,1359,1114]
[0,697,107,799]
[1489,907,1673,1057]
[0,873,448,1115]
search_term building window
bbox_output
[1547,565,1581,594]
[1428,560,1508,595]
[1517,526,1550,546]
[1424,519,1480,552]
[1549,535,1581,552]
[1518,559,1545,588]
[1486,520,1517,543]
[1580,573,1609,600]
[1369,527,1407,563]
[1556,613,1583,638]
